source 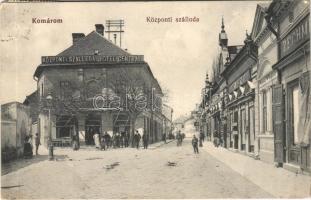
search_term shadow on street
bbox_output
[1,154,68,176]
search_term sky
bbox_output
[0,1,266,119]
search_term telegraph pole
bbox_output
[105,19,124,48]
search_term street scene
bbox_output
[1,0,311,199]
[2,137,275,199]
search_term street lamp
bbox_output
[46,93,54,161]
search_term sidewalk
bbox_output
[202,142,311,198]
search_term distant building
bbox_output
[201,17,245,148]
[173,115,196,137]
[162,104,173,136]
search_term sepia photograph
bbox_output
[0,0,310,199]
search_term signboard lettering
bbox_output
[281,15,309,58]
[41,55,144,65]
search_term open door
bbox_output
[272,84,284,164]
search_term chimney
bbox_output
[72,33,85,44]
[95,24,104,36]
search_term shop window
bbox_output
[292,85,301,145]
[262,91,267,132]
[56,116,76,139]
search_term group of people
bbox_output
[133,130,150,149]
[92,130,152,150]
[174,130,203,154]
[23,133,41,158]
[93,131,130,150]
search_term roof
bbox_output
[228,45,244,61]
[57,31,130,56]
[23,90,38,105]
[251,3,270,41]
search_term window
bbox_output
[288,11,294,23]
[262,91,267,132]
[60,81,70,100]
[78,69,84,82]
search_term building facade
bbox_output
[31,24,167,147]
[199,0,310,174]
[251,3,279,163]
[267,0,310,172]
[1,102,32,161]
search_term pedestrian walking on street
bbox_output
[142,131,149,149]
[124,131,129,148]
[176,131,182,146]
[192,135,199,154]
[100,134,106,150]
[103,132,111,149]
[23,135,33,158]
[199,132,204,147]
[134,130,141,149]
[162,133,166,144]
[34,133,41,155]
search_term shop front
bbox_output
[272,9,310,172]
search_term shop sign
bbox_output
[42,55,144,65]
[280,15,309,58]
[229,70,250,92]
[258,71,277,85]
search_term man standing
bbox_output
[192,135,199,154]
[162,133,166,144]
[199,132,204,147]
[34,133,41,155]
[134,130,141,149]
[142,131,149,149]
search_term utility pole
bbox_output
[105,19,124,48]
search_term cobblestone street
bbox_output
[2,138,273,199]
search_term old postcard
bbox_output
[0,0,310,199]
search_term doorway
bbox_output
[85,114,101,145]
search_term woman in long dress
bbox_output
[93,132,100,149]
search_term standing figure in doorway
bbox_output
[134,130,141,149]
[142,131,149,149]
[93,131,100,149]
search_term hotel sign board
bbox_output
[280,15,309,59]
[41,55,144,65]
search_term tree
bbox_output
[109,67,162,146]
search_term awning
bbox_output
[239,86,245,95]
[229,94,233,101]
[233,91,238,98]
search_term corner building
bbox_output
[31,24,165,147]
